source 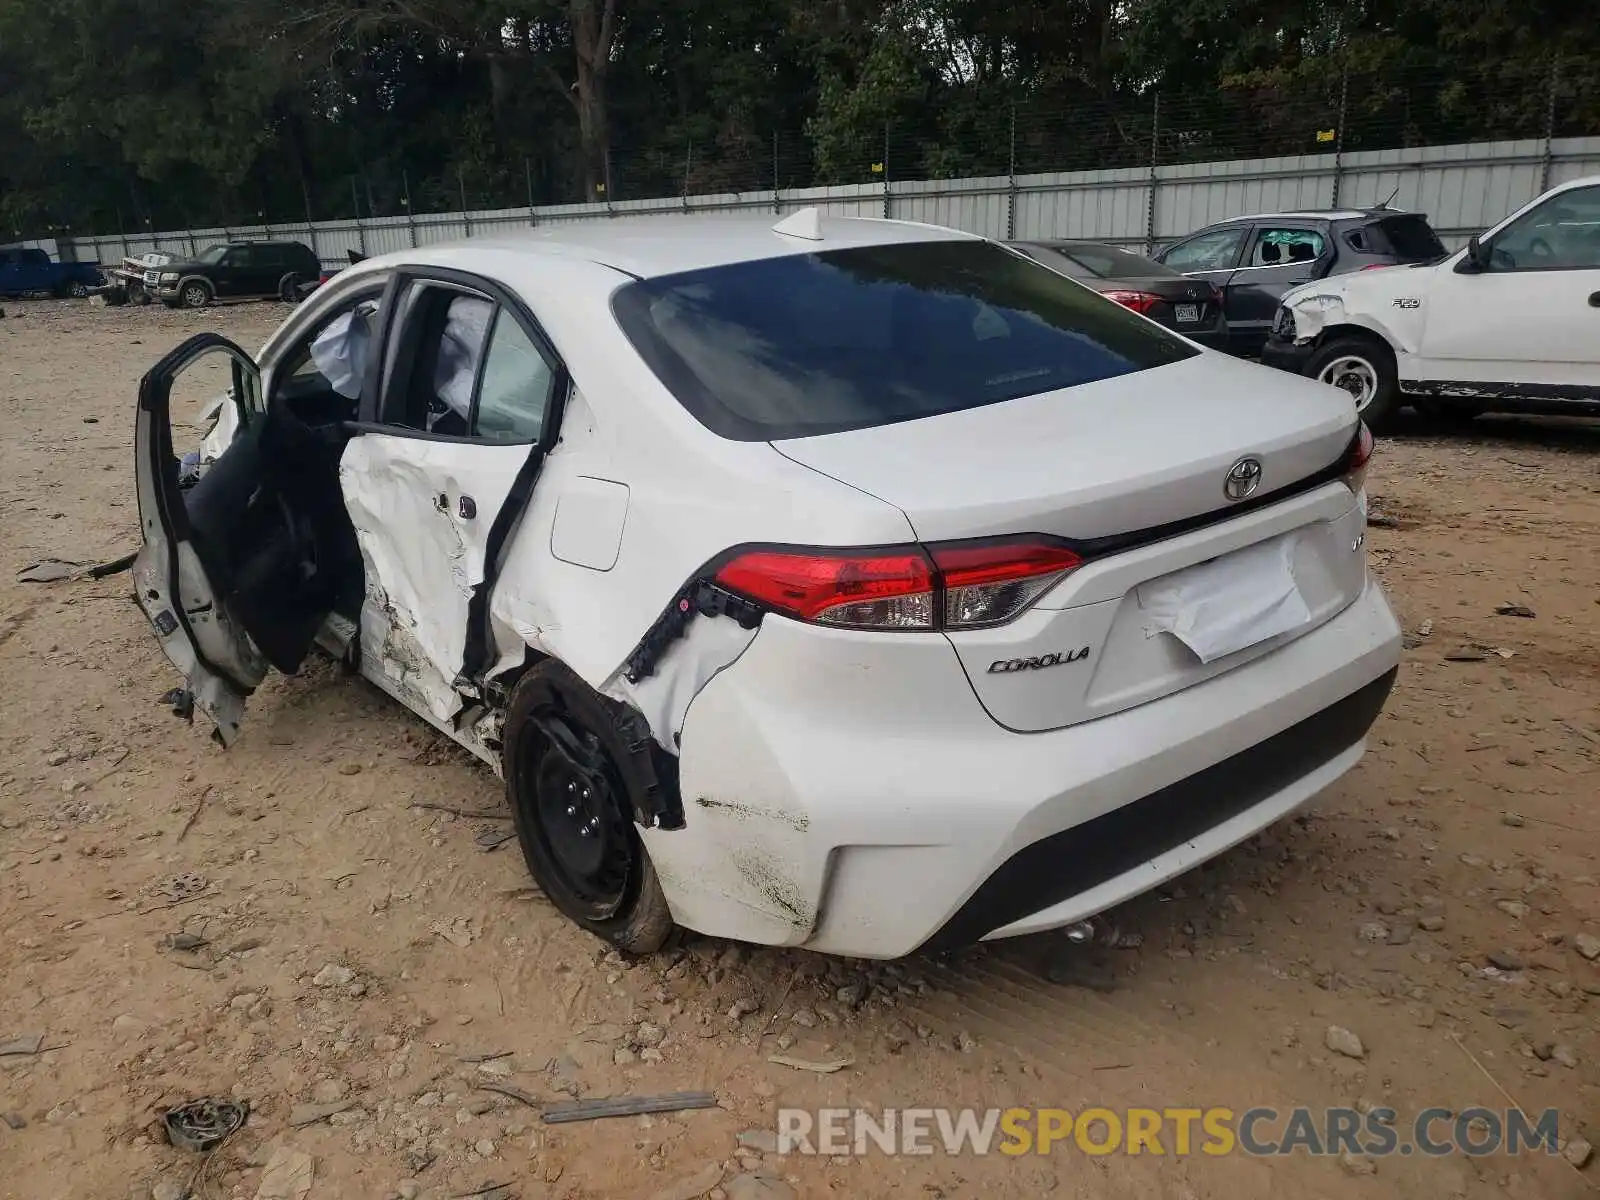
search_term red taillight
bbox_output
[932,541,1083,629]
[714,549,935,628]
[1103,290,1162,315]
[712,538,1083,631]
[1343,421,1375,493]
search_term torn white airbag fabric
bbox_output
[1138,533,1311,664]
[309,308,375,399]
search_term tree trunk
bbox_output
[569,0,617,200]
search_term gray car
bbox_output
[1155,208,1447,357]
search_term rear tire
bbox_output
[278,273,302,303]
[1306,335,1400,431]
[504,661,674,954]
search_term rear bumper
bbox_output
[923,664,1394,950]
[1259,335,1317,375]
[1181,322,1232,353]
[655,575,1402,958]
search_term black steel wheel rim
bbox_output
[515,703,634,919]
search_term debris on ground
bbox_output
[474,828,516,852]
[1495,603,1536,618]
[15,552,135,583]
[312,963,355,987]
[1444,647,1487,662]
[541,1091,719,1124]
[1366,512,1401,529]
[163,1097,248,1152]
[0,1033,45,1057]
[289,1100,355,1128]
[766,1053,854,1074]
[160,932,210,953]
[1324,1026,1365,1060]
[253,1145,314,1200]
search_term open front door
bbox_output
[133,333,349,745]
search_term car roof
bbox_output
[1202,209,1384,225]
[376,210,981,280]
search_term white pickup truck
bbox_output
[1260,175,1600,428]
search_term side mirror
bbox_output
[1457,235,1487,274]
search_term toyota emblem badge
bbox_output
[1224,456,1263,501]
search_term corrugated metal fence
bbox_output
[57,135,1600,268]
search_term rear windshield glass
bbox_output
[1370,216,1446,262]
[1047,243,1176,279]
[612,240,1197,440]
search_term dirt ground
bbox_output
[1,298,1596,1200]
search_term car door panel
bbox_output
[133,335,283,744]
[1226,225,1328,354]
[133,288,395,745]
[342,270,567,729]
[341,435,536,724]
[1157,227,1249,351]
[1416,184,1600,393]
[1414,269,1600,389]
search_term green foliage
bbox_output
[0,0,1594,238]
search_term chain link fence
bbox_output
[23,57,1592,241]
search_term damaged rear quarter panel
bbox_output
[451,249,917,754]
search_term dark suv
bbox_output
[1155,209,1446,356]
[151,241,322,308]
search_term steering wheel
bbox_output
[1528,236,1554,261]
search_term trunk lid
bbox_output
[773,352,1366,733]
[772,351,1354,543]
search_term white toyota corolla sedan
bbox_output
[133,209,1401,959]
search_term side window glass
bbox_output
[274,292,386,417]
[1163,228,1245,272]
[474,310,556,442]
[1490,186,1600,270]
[1250,228,1325,266]
[429,295,494,435]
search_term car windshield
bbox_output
[1046,243,1177,279]
[196,245,231,264]
[613,240,1197,441]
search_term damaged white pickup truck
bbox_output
[134,210,1401,958]
[1261,174,1600,428]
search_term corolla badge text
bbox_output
[987,647,1091,674]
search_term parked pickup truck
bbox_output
[1261,174,1600,429]
[0,247,104,298]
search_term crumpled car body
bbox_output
[132,214,1400,958]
